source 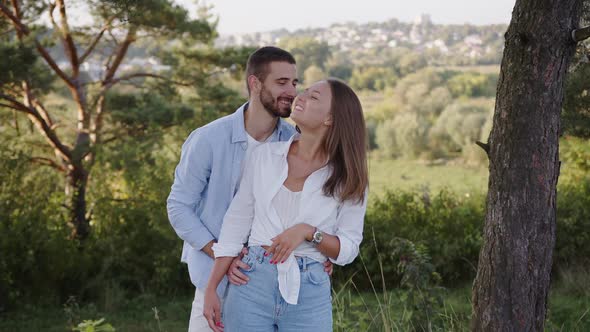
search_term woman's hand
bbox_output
[266,223,314,264]
[203,288,224,332]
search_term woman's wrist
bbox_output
[302,224,316,242]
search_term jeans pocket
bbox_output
[240,253,256,273]
[306,267,330,285]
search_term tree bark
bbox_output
[471,0,582,331]
[66,163,89,240]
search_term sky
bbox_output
[177,0,517,35]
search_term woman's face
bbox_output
[291,80,332,131]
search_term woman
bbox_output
[203,78,368,331]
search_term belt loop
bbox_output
[257,248,264,263]
[302,257,308,271]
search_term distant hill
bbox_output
[215,14,507,67]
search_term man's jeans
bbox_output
[222,246,332,331]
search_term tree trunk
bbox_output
[471,1,582,331]
[66,163,89,240]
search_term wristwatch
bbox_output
[311,227,323,245]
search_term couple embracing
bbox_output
[167,46,368,331]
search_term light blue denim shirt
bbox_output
[167,102,296,292]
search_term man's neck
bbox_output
[244,100,280,141]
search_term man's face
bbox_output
[258,62,298,118]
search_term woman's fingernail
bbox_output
[281,260,285,264]
[264,252,268,256]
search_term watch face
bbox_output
[313,231,323,243]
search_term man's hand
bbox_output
[202,240,216,259]
[324,260,334,276]
[227,247,250,286]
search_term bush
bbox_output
[428,99,493,161]
[335,174,590,292]
[335,189,485,289]
[0,142,192,310]
[446,72,498,98]
[376,113,430,159]
[554,178,590,269]
[375,118,399,158]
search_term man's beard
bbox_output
[260,85,292,118]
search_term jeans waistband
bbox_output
[247,246,322,270]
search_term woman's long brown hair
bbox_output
[322,78,368,203]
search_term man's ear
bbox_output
[248,75,261,93]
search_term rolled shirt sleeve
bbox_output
[167,129,216,251]
[213,149,257,258]
[329,189,368,266]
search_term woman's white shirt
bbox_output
[212,135,367,305]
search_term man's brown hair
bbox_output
[245,46,296,95]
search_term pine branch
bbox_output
[572,26,590,42]
[0,93,72,162]
[103,26,137,82]
[79,15,119,64]
[0,2,74,88]
[55,0,79,76]
[476,140,490,158]
[30,156,66,172]
[108,72,191,87]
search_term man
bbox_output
[167,46,332,332]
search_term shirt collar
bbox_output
[231,102,290,144]
[272,133,300,156]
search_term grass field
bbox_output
[2,282,588,332]
[368,157,489,200]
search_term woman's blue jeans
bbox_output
[222,246,332,331]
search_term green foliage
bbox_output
[0,133,193,309]
[93,0,213,40]
[376,113,429,159]
[446,71,498,98]
[0,145,75,310]
[328,64,353,81]
[562,61,590,138]
[303,65,326,84]
[1,0,252,242]
[428,99,493,159]
[363,67,500,161]
[0,39,55,92]
[278,36,331,76]
[561,136,590,176]
[554,178,590,269]
[333,189,485,291]
[392,238,444,331]
[165,46,254,83]
[72,318,115,332]
[325,52,354,81]
[391,68,450,120]
[545,266,590,331]
[350,66,399,91]
[107,91,193,131]
[333,237,445,332]
[0,42,37,85]
[365,116,380,150]
[374,118,399,157]
[398,52,428,77]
